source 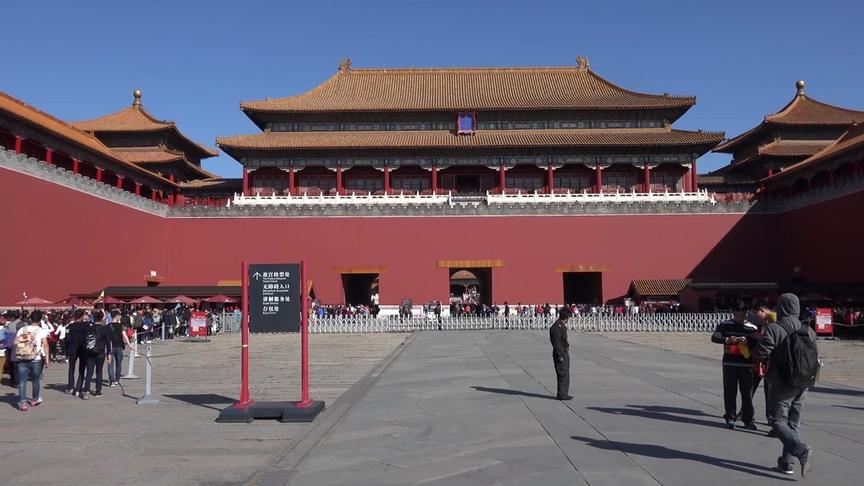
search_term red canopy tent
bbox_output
[15,296,54,307]
[54,296,93,306]
[165,295,198,305]
[127,296,164,305]
[204,294,238,304]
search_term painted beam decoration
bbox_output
[248,263,301,333]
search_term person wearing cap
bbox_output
[549,307,573,400]
[711,299,759,430]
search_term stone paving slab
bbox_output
[0,333,408,486]
[289,331,864,486]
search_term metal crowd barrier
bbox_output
[303,313,732,334]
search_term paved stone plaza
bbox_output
[0,333,409,485]
[2,331,863,485]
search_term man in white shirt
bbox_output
[15,311,50,411]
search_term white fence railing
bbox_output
[228,188,717,207]
[302,313,731,334]
[487,188,715,204]
[231,191,452,207]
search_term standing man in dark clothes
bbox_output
[77,310,112,398]
[65,309,90,395]
[711,300,759,430]
[107,310,130,386]
[549,307,573,400]
[755,293,816,477]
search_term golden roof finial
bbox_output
[338,58,352,72]
[796,80,805,96]
[133,89,142,106]
[576,56,590,71]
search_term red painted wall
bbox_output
[0,167,167,303]
[778,191,864,283]
[17,164,862,307]
[166,213,775,305]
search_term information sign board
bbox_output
[815,308,834,336]
[248,263,301,332]
[189,311,208,337]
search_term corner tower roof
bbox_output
[73,90,218,159]
[715,81,864,153]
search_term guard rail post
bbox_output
[136,343,159,405]
[123,332,140,380]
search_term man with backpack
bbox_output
[755,293,818,478]
[15,311,50,411]
[77,310,112,398]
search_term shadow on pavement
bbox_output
[811,386,864,397]
[587,405,726,429]
[1,390,21,408]
[471,386,557,400]
[833,404,864,411]
[164,393,237,411]
[570,435,793,481]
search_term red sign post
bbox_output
[217,260,325,423]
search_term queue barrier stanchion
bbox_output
[123,331,140,380]
[136,343,159,405]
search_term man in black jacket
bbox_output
[65,309,90,395]
[755,293,816,478]
[549,307,572,400]
[77,310,112,398]
[711,300,759,430]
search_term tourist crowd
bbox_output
[0,304,230,412]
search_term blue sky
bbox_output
[3,0,862,178]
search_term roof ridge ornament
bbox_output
[575,56,590,71]
[796,80,805,96]
[338,58,352,72]
[133,89,142,107]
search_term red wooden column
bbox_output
[288,168,296,195]
[691,161,698,191]
[682,165,691,192]
[95,167,103,182]
[45,148,53,166]
[431,166,438,194]
[169,174,176,183]
[546,165,554,194]
[135,183,142,196]
[72,159,80,174]
[336,167,344,194]
[242,167,249,196]
[13,136,23,154]
[643,164,651,193]
[175,192,185,208]
[117,176,124,189]
[595,164,603,193]
[383,166,391,194]
[498,165,506,194]
[151,189,157,201]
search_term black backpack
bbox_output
[84,326,104,355]
[776,321,819,388]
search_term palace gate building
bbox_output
[1,60,862,307]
